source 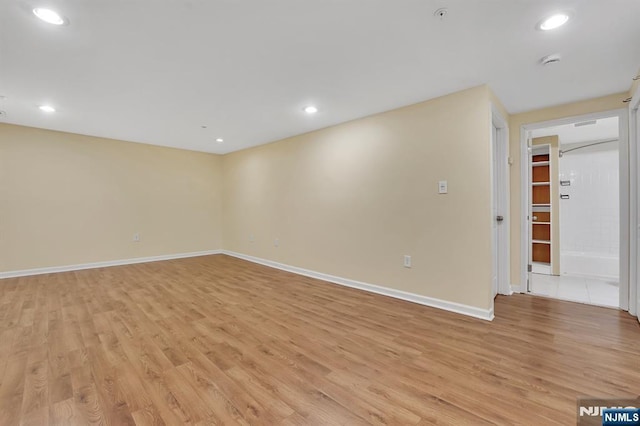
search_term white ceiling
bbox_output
[531,116,619,145]
[1,0,639,154]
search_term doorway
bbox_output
[521,110,629,309]
[529,117,620,307]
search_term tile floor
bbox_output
[529,273,619,308]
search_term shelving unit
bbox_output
[531,147,552,267]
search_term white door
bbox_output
[526,132,533,291]
[491,125,508,298]
[492,124,500,298]
[632,95,640,319]
[636,102,640,320]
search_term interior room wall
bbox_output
[508,92,628,287]
[222,85,495,312]
[0,123,223,272]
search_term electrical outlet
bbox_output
[274,238,279,247]
[133,233,140,242]
[404,255,411,268]
[249,234,255,243]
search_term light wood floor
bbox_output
[1,255,638,425]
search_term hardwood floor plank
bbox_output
[130,404,166,426]
[175,362,249,426]
[19,406,48,426]
[21,359,48,417]
[0,355,28,425]
[0,254,638,425]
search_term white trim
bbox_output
[532,263,551,275]
[0,249,222,279]
[491,104,511,300]
[619,110,630,311]
[222,250,495,321]
[518,126,529,293]
[519,108,630,310]
[629,84,640,320]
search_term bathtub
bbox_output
[560,251,619,280]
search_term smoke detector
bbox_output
[540,54,561,66]
[434,8,448,20]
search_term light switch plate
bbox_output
[438,180,448,194]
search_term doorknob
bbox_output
[496,215,504,222]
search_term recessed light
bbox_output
[39,105,56,113]
[540,54,561,66]
[216,138,224,143]
[538,13,570,31]
[303,106,318,114]
[33,8,66,25]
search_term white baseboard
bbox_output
[0,249,222,279]
[531,263,551,275]
[222,250,494,321]
[511,284,525,293]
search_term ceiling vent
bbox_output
[540,54,561,66]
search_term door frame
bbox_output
[491,104,511,300]
[518,108,630,311]
[628,85,640,320]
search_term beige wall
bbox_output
[508,92,628,285]
[0,124,222,272]
[222,85,495,310]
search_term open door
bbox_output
[491,106,510,300]
[492,124,499,298]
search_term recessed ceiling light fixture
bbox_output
[39,105,56,113]
[216,138,224,143]
[33,8,66,25]
[540,54,561,66]
[538,13,570,31]
[303,106,318,114]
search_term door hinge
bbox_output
[527,264,532,272]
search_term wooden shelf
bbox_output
[532,185,550,204]
[530,143,553,267]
